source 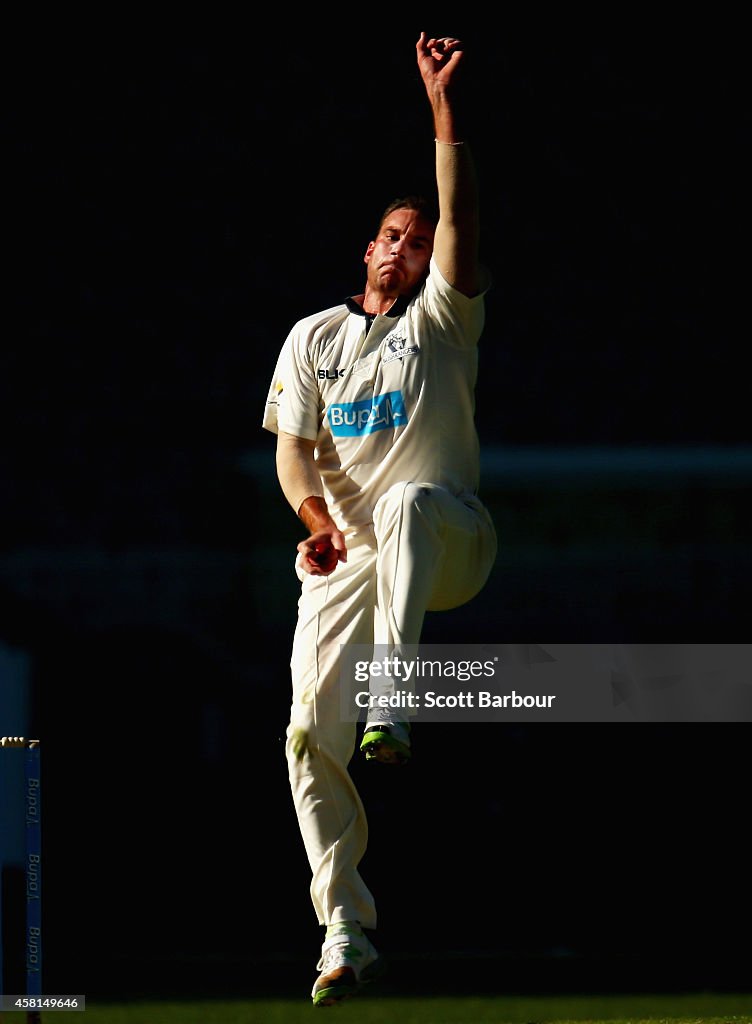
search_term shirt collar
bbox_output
[345,294,410,319]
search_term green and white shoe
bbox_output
[359,720,411,765]
[311,931,386,1007]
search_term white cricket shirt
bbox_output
[262,257,488,534]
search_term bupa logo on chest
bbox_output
[382,331,420,365]
[327,391,408,437]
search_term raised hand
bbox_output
[416,32,465,94]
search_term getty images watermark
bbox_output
[339,644,752,722]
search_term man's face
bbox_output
[364,208,435,298]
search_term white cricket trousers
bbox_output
[285,480,497,929]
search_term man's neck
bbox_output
[359,290,398,316]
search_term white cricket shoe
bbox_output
[311,930,385,1006]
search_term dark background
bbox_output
[2,16,749,1000]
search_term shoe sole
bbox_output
[312,956,387,1007]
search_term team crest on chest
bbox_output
[382,331,420,365]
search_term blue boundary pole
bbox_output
[25,741,42,1000]
[1,813,3,1002]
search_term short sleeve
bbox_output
[262,326,321,440]
[412,256,489,349]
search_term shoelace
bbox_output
[317,939,361,974]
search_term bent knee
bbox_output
[399,481,438,517]
[375,480,443,523]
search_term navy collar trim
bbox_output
[345,295,409,319]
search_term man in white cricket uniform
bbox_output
[262,33,497,1007]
